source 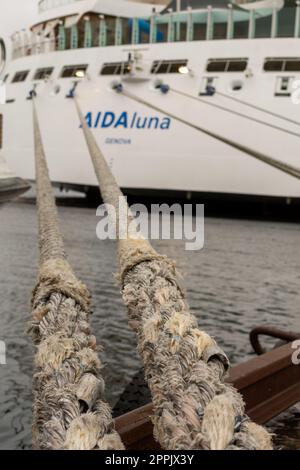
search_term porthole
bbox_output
[230,79,244,92]
[50,84,60,96]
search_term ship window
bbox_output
[264,58,300,72]
[100,62,131,76]
[169,61,188,74]
[264,59,284,72]
[207,61,227,72]
[151,61,169,74]
[151,60,188,74]
[284,60,300,72]
[60,65,88,78]
[11,70,29,83]
[206,59,248,73]
[34,67,54,80]
[227,60,248,72]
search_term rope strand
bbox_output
[120,88,300,182]
[29,98,124,450]
[215,89,300,128]
[172,87,300,140]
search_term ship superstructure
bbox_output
[1,0,300,202]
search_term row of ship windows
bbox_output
[7,57,300,84]
[206,58,300,72]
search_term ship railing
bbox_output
[12,35,56,59]
[12,3,300,59]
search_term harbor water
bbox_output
[0,197,300,450]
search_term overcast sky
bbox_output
[0,0,36,40]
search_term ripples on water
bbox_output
[0,200,299,449]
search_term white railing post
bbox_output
[248,9,256,39]
[99,17,107,47]
[186,7,193,41]
[23,32,29,57]
[32,32,38,55]
[176,0,181,39]
[206,6,214,40]
[167,12,175,42]
[84,18,92,48]
[40,35,45,54]
[49,29,55,52]
[36,34,41,54]
[271,5,278,38]
[12,33,20,59]
[20,33,24,57]
[226,4,234,40]
[150,11,157,43]
[70,24,78,49]
[58,24,66,50]
[115,17,123,46]
[295,1,300,37]
[131,18,139,44]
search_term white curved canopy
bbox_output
[37,0,170,26]
[127,0,170,5]
[235,0,284,11]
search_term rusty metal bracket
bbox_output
[250,325,300,355]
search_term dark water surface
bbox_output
[0,200,299,450]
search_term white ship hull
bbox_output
[0,155,30,202]
[2,21,300,201]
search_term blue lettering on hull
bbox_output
[80,111,171,130]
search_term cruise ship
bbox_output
[1,0,300,204]
[1,36,30,203]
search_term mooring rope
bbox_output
[215,90,300,128]
[74,93,273,450]
[171,87,300,140]
[29,98,124,450]
[119,87,300,182]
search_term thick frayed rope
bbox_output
[75,95,273,450]
[29,101,124,450]
[122,260,272,450]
